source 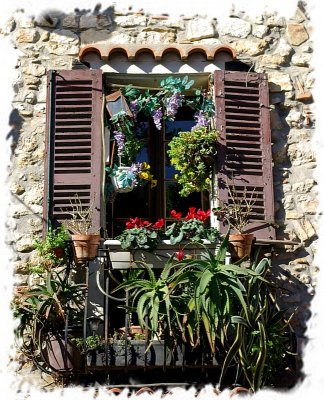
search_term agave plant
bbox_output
[218,257,297,392]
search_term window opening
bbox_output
[107,103,209,237]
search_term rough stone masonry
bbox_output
[1,1,318,377]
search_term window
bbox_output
[107,104,209,237]
[44,69,275,240]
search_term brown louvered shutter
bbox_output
[214,70,275,240]
[43,69,103,233]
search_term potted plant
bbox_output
[33,226,69,267]
[63,195,101,264]
[219,257,297,392]
[167,126,219,197]
[72,335,107,367]
[107,162,157,194]
[116,217,165,251]
[213,183,257,260]
[168,234,263,358]
[12,267,85,372]
[165,207,219,245]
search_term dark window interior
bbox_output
[106,104,209,237]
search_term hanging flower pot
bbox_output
[228,233,254,260]
[71,234,101,263]
[111,166,136,193]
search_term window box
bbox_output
[105,239,228,269]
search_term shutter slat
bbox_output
[43,70,103,233]
[214,70,275,240]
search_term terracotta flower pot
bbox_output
[228,233,254,260]
[52,247,65,259]
[45,331,82,372]
[71,234,101,263]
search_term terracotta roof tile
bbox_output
[79,44,236,62]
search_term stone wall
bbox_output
[2,3,317,341]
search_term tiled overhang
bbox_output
[79,44,236,62]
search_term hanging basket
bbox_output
[111,166,136,193]
[71,234,101,263]
[228,233,254,260]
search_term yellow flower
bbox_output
[139,172,149,180]
[142,162,150,170]
[150,179,157,188]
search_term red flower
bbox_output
[153,218,164,229]
[126,221,134,229]
[176,249,184,261]
[142,220,151,227]
[196,209,211,221]
[185,207,196,220]
[171,210,182,219]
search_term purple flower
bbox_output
[114,130,125,156]
[165,93,182,121]
[152,107,163,130]
[192,110,208,130]
[129,100,138,120]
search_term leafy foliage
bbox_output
[169,234,262,353]
[219,257,297,391]
[165,207,219,245]
[12,268,85,358]
[116,217,164,250]
[113,259,179,340]
[32,226,69,269]
[167,126,219,196]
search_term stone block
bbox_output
[286,23,309,46]
[268,71,293,92]
[291,52,312,66]
[288,142,315,164]
[148,16,184,30]
[252,24,269,38]
[14,29,40,43]
[291,219,316,242]
[286,109,302,127]
[186,18,215,41]
[297,195,318,214]
[62,15,79,29]
[10,183,25,195]
[106,32,137,44]
[232,38,267,56]
[115,15,147,28]
[217,17,251,38]
[22,64,46,77]
[258,54,288,67]
[137,31,175,44]
[266,15,286,27]
[292,179,316,193]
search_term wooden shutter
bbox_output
[214,70,275,239]
[43,69,103,233]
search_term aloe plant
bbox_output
[169,234,263,354]
[113,258,184,341]
[218,257,297,392]
[13,268,85,358]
